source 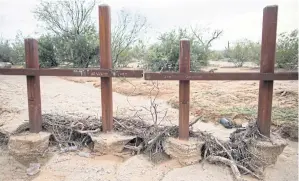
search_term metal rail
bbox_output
[0,68,143,77]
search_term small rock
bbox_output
[219,118,233,129]
[78,152,91,158]
[60,145,78,152]
[26,163,40,176]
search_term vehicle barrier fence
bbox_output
[0,5,297,139]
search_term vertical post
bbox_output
[179,39,190,140]
[257,5,278,137]
[99,5,113,132]
[25,39,42,133]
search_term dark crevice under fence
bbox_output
[0,5,297,140]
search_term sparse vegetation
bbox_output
[38,35,58,68]
[220,106,298,126]
[276,29,298,69]
[222,106,257,118]
[0,38,11,63]
[111,9,148,67]
[144,27,222,71]
[167,99,179,109]
[33,0,99,68]
[0,0,147,68]
[272,107,298,125]
[225,39,260,67]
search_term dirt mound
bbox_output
[277,122,298,141]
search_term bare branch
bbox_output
[34,0,96,36]
[111,9,148,67]
[190,25,223,50]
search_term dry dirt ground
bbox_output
[0,63,298,181]
[0,140,297,181]
[61,65,298,126]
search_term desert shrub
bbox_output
[144,28,221,72]
[276,29,298,69]
[225,39,260,67]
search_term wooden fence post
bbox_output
[25,38,42,133]
[179,39,190,140]
[99,5,113,132]
[257,5,278,137]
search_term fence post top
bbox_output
[99,4,110,8]
[24,38,37,42]
[264,5,278,11]
[180,38,190,42]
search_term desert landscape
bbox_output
[0,1,298,180]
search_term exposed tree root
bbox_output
[207,156,243,181]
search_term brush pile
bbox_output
[9,113,283,180]
[202,121,273,180]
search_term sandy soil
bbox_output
[0,141,297,181]
[0,69,298,181]
[61,66,298,126]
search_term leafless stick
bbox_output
[214,137,233,160]
[124,143,144,154]
[76,129,100,134]
[237,164,263,180]
[207,156,243,181]
[189,116,202,127]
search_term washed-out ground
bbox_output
[62,65,298,126]
[0,63,298,181]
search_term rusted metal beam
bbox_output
[1,69,297,80]
[25,39,42,133]
[257,5,278,137]
[179,39,190,140]
[99,5,113,132]
[0,68,143,77]
[144,72,298,81]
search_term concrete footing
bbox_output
[163,137,204,166]
[91,132,135,155]
[8,132,51,165]
[249,137,287,170]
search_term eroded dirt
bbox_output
[61,66,298,125]
[0,141,297,181]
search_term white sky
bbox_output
[0,0,298,50]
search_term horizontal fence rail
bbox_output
[0,68,143,77]
[2,69,297,80]
[144,72,298,81]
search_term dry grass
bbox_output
[60,66,298,125]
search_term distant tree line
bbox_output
[216,29,298,69]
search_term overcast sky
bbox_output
[0,0,298,50]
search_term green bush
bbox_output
[226,39,260,67]
[0,39,11,62]
[38,35,58,68]
[144,28,210,72]
[276,29,298,69]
